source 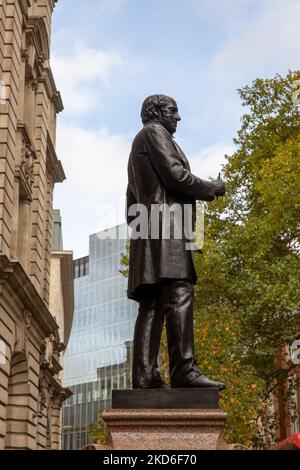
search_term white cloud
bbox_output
[190,143,235,180]
[54,123,131,257]
[210,0,300,82]
[193,0,300,139]
[51,44,123,115]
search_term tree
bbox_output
[89,416,110,445]
[192,71,300,447]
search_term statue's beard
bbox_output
[154,114,176,135]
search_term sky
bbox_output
[51,0,300,258]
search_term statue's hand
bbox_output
[212,178,226,197]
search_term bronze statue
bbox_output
[126,94,226,389]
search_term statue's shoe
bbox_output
[133,379,170,389]
[153,381,171,389]
[174,374,226,390]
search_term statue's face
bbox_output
[160,98,181,135]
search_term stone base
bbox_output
[112,388,219,409]
[102,408,228,450]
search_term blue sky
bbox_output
[51,0,300,258]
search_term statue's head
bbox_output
[141,94,181,135]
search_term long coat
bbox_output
[126,121,216,301]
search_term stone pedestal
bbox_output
[101,389,228,450]
[103,408,228,450]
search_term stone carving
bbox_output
[29,78,38,93]
[20,137,35,188]
[41,334,55,369]
[21,48,29,63]
[39,381,48,411]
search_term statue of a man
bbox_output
[126,94,226,390]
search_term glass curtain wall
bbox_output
[62,224,137,449]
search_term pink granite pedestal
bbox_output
[102,408,228,450]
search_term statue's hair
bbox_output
[141,94,173,124]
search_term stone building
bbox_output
[0,0,73,450]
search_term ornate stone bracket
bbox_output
[46,131,65,183]
[53,388,73,409]
[29,78,38,93]
[21,48,30,64]
[38,370,72,412]
[38,372,53,411]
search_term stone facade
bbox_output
[0,0,73,450]
[270,346,300,445]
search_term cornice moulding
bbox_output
[0,254,59,337]
[46,132,66,183]
[38,67,64,114]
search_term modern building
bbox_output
[0,1,74,450]
[62,224,137,450]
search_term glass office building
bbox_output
[62,224,137,449]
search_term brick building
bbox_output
[0,0,73,449]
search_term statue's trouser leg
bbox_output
[163,280,199,387]
[132,284,165,388]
